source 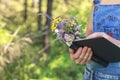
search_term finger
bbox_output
[84,48,92,63]
[69,48,74,54]
[79,47,90,64]
[75,46,88,64]
[73,47,82,59]
[69,48,75,60]
[80,53,89,64]
[85,51,93,63]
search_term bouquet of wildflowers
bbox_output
[50,15,82,46]
[39,13,82,47]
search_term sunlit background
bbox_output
[0,0,92,80]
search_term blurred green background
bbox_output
[0,0,92,80]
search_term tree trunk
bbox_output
[23,0,28,22]
[43,0,53,54]
[37,0,43,45]
[45,0,53,25]
[38,0,42,30]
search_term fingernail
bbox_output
[78,47,82,51]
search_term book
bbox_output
[70,37,120,67]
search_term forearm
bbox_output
[85,5,94,37]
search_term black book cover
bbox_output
[70,37,120,67]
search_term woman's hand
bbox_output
[69,46,93,64]
[69,32,120,65]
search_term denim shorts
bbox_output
[83,66,120,80]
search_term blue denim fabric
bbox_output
[83,65,120,80]
[93,4,120,40]
[94,0,100,4]
[83,0,120,80]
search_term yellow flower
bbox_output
[71,20,76,26]
[51,16,77,32]
[51,22,57,32]
[51,16,63,32]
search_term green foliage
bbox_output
[1,40,85,80]
[0,0,92,80]
[0,27,12,45]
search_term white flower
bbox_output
[64,33,75,42]
[55,29,59,33]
